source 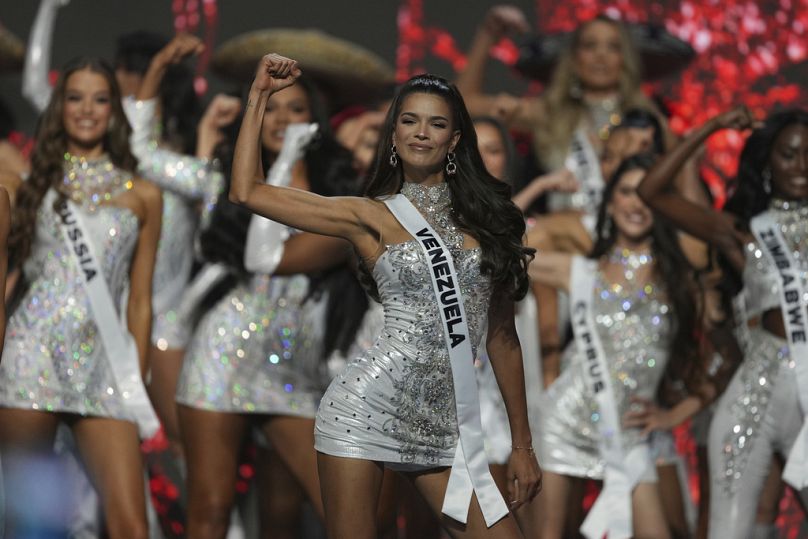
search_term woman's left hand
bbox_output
[622,396,673,437]
[506,446,542,510]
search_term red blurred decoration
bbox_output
[171,0,218,96]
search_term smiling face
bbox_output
[393,92,460,177]
[574,19,623,93]
[62,68,114,154]
[474,121,507,181]
[608,168,654,244]
[261,83,312,154]
[768,123,808,200]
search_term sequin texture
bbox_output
[536,264,672,480]
[315,182,491,467]
[0,168,139,418]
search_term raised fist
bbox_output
[253,54,302,94]
[201,94,242,130]
[712,105,759,131]
[156,33,205,66]
[483,5,530,39]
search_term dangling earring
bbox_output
[389,144,398,167]
[762,166,772,194]
[445,151,457,176]
[569,75,583,100]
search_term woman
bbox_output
[0,57,162,538]
[175,73,366,537]
[528,154,700,539]
[229,53,540,538]
[637,106,808,538]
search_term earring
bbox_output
[445,151,457,176]
[762,166,772,194]
[389,144,398,167]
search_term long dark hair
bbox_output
[472,116,521,185]
[114,31,201,154]
[9,57,136,269]
[591,154,702,402]
[198,77,368,357]
[365,74,534,300]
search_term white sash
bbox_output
[563,128,605,230]
[751,212,808,488]
[571,257,651,539]
[384,194,509,527]
[244,123,317,274]
[58,200,159,439]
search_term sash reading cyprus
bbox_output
[571,256,652,539]
[751,212,808,488]
[384,194,509,528]
[58,200,159,439]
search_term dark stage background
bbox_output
[1,1,807,536]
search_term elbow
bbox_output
[228,185,250,206]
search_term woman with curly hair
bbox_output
[0,56,162,538]
[229,53,541,538]
[638,106,808,538]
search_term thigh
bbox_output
[146,346,185,444]
[656,463,689,538]
[534,470,573,539]
[632,481,672,539]
[408,466,522,539]
[70,417,147,525]
[317,452,384,539]
[256,447,305,539]
[0,408,60,449]
[178,405,248,506]
[261,415,323,517]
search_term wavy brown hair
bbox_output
[363,74,534,301]
[9,57,136,269]
[536,15,657,169]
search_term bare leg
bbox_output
[535,470,572,539]
[696,445,709,539]
[632,481,672,539]
[657,463,689,538]
[178,405,248,539]
[376,468,401,539]
[407,466,523,538]
[261,415,324,518]
[146,346,185,456]
[70,417,148,539]
[399,473,441,539]
[753,458,784,537]
[317,452,385,539]
[257,447,305,539]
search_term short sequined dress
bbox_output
[315,182,492,468]
[0,157,139,420]
[176,268,326,417]
[536,256,672,480]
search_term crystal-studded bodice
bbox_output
[737,201,808,322]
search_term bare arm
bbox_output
[638,107,757,270]
[229,54,375,246]
[135,33,204,102]
[512,168,577,212]
[526,250,572,292]
[0,187,9,353]
[126,180,162,375]
[623,394,707,437]
[486,292,542,507]
[272,234,352,276]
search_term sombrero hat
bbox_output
[514,22,696,82]
[0,26,25,73]
[212,29,395,109]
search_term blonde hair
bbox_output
[535,15,656,169]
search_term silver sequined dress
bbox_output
[536,259,672,480]
[176,271,326,417]
[315,182,492,468]
[0,177,139,419]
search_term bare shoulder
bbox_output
[131,177,163,209]
[0,170,23,203]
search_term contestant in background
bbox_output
[0,57,162,538]
[638,106,808,538]
[175,76,366,538]
[528,155,702,539]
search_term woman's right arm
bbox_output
[637,107,757,268]
[22,0,67,113]
[455,6,542,132]
[229,55,374,245]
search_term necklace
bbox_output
[400,181,463,250]
[62,152,133,213]
[607,246,654,281]
[584,95,621,141]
